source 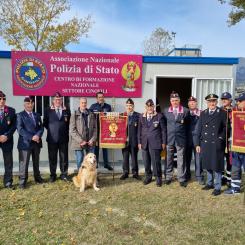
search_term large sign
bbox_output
[231,111,245,153]
[99,114,128,148]
[12,51,142,97]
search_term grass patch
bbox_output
[0,174,244,245]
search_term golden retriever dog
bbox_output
[72,153,100,192]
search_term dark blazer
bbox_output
[0,106,16,152]
[186,109,201,147]
[163,106,190,146]
[123,111,140,147]
[43,107,71,144]
[194,107,226,172]
[89,102,112,113]
[138,112,166,150]
[17,111,44,150]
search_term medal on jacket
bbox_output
[153,121,159,127]
[181,119,184,124]
[134,122,137,127]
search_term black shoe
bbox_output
[222,178,227,186]
[35,177,44,184]
[198,179,205,186]
[5,182,13,189]
[120,173,128,180]
[164,180,172,185]
[156,177,162,187]
[49,177,56,183]
[212,189,221,196]
[19,184,26,189]
[132,174,142,180]
[143,177,152,185]
[104,164,113,171]
[60,176,68,181]
[180,181,188,188]
[202,185,214,190]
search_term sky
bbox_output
[1,0,245,57]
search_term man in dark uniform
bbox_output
[138,99,166,187]
[195,94,227,196]
[120,98,141,180]
[89,91,113,170]
[43,92,71,182]
[0,91,16,188]
[186,96,204,184]
[220,92,232,187]
[163,92,189,187]
[224,92,245,195]
[17,96,44,189]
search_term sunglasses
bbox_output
[0,98,6,101]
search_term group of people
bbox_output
[0,90,244,196]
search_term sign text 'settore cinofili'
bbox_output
[12,51,142,97]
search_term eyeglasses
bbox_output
[0,98,6,101]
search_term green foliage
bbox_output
[219,0,245,25]
[0,0,93,51]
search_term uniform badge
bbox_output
[181,119,184,124]
[153,121,159,127]
[7,120,11,125]
[134,122,137,127]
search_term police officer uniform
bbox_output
[220,92,232,187]
[17,96,44,188]
[194,94,227,196]
[138,99,166,187]
[186,96,204,184]
[43,92,71,182]
[89,101,113,170]
[120,99,141,180]
[163,92,189,187]
[224,92,245,194]
[0,91,16,188]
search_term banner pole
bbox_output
[112,97,116,181]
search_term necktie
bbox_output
[173,108,178,119]
[0,109,3,122]
[128,115,132,125]
[29,112,36,125]
[57,108,61,119]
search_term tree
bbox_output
[142,27,174,56]
[0,0,93,51]
[219,0,245,25]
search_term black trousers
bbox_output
[0,149,13,186]
[19,144,41,185]
[48,142,68,178]
[142,146,162,178]
[186,144,203,181]
[122,145,138,175]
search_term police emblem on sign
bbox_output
[14,56,47,90]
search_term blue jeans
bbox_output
[231,152,245,190]
[75,147,95,170]
[207,170,222,190]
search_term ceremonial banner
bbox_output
[231,111,245,153]
[11,51,142,97]
[99,114,128,148]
